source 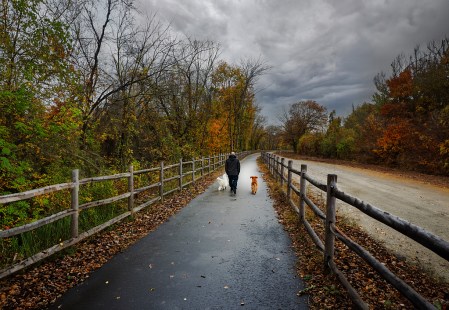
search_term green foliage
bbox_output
[0,0,267,269]
[323,285,341,295]
[344,102,375,132]
[297,133,323,156]
[336,129,356,159]
[297,111,356,160]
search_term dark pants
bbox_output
[228,175,239,190]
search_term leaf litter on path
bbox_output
[257,156,449,310]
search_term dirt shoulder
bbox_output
[257,156,449,310]
[273,151,449,283]
[274,151,449,190]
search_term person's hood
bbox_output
[229,154,237,159]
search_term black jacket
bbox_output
[225,155,240,176]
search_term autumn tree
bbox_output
[145,39,220,158]
[248,106,267,150]
[261,125,282,150]
[0,0,83,231]
[344,38,449,173]
[211,62,252,152]
[0,0,79,191]
[235,58,271,150]
[278,100,328,153]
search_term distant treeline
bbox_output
[281,38,449,176]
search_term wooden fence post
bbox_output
[208,155,211,175]
[275,156,280,181]
[160,161,164,203]
[70,169,79,239]
[324,174,337,274]
[192,158,195,183]
[179,158,183,190]
[201,156,204,178]
[128,164,134,217]
[280,158,285,189]
[299,164,307,223]
[268,154,271,173]
[287,160,292,202]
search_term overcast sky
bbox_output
[138,0,449,124]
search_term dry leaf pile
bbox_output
[257,157,449,310]
[0,173,220,310]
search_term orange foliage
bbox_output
[374,119,411,164]
[374,118,442,171]
[386,67,413,101]
[380,102,409,118]
[203,119,228,154]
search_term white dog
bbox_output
[217,173,229,190]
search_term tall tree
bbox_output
[0,0,78,192]
[278,100,328,153]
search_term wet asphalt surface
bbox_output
[48,153,307,310]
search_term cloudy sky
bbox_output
[138,0,449,124]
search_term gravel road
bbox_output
[282,157,449,281]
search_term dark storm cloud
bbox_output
[138,0,449,124]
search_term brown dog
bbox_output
[250,176,258,194]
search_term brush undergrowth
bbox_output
[0,158,214,269]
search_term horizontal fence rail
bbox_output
[0,183,75,204]
[261,152,445,310]
[0,151,257,279]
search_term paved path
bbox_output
[49,153,307,310]
[282,156,449,281]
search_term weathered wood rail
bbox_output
[0,151,255,279]
[261,152,448,310]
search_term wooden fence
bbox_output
[261,152,449,310]
[0,151,255,279]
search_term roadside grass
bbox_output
[257,156,449,310]
[0,160,209,270]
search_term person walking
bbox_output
[225,152,240,194]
